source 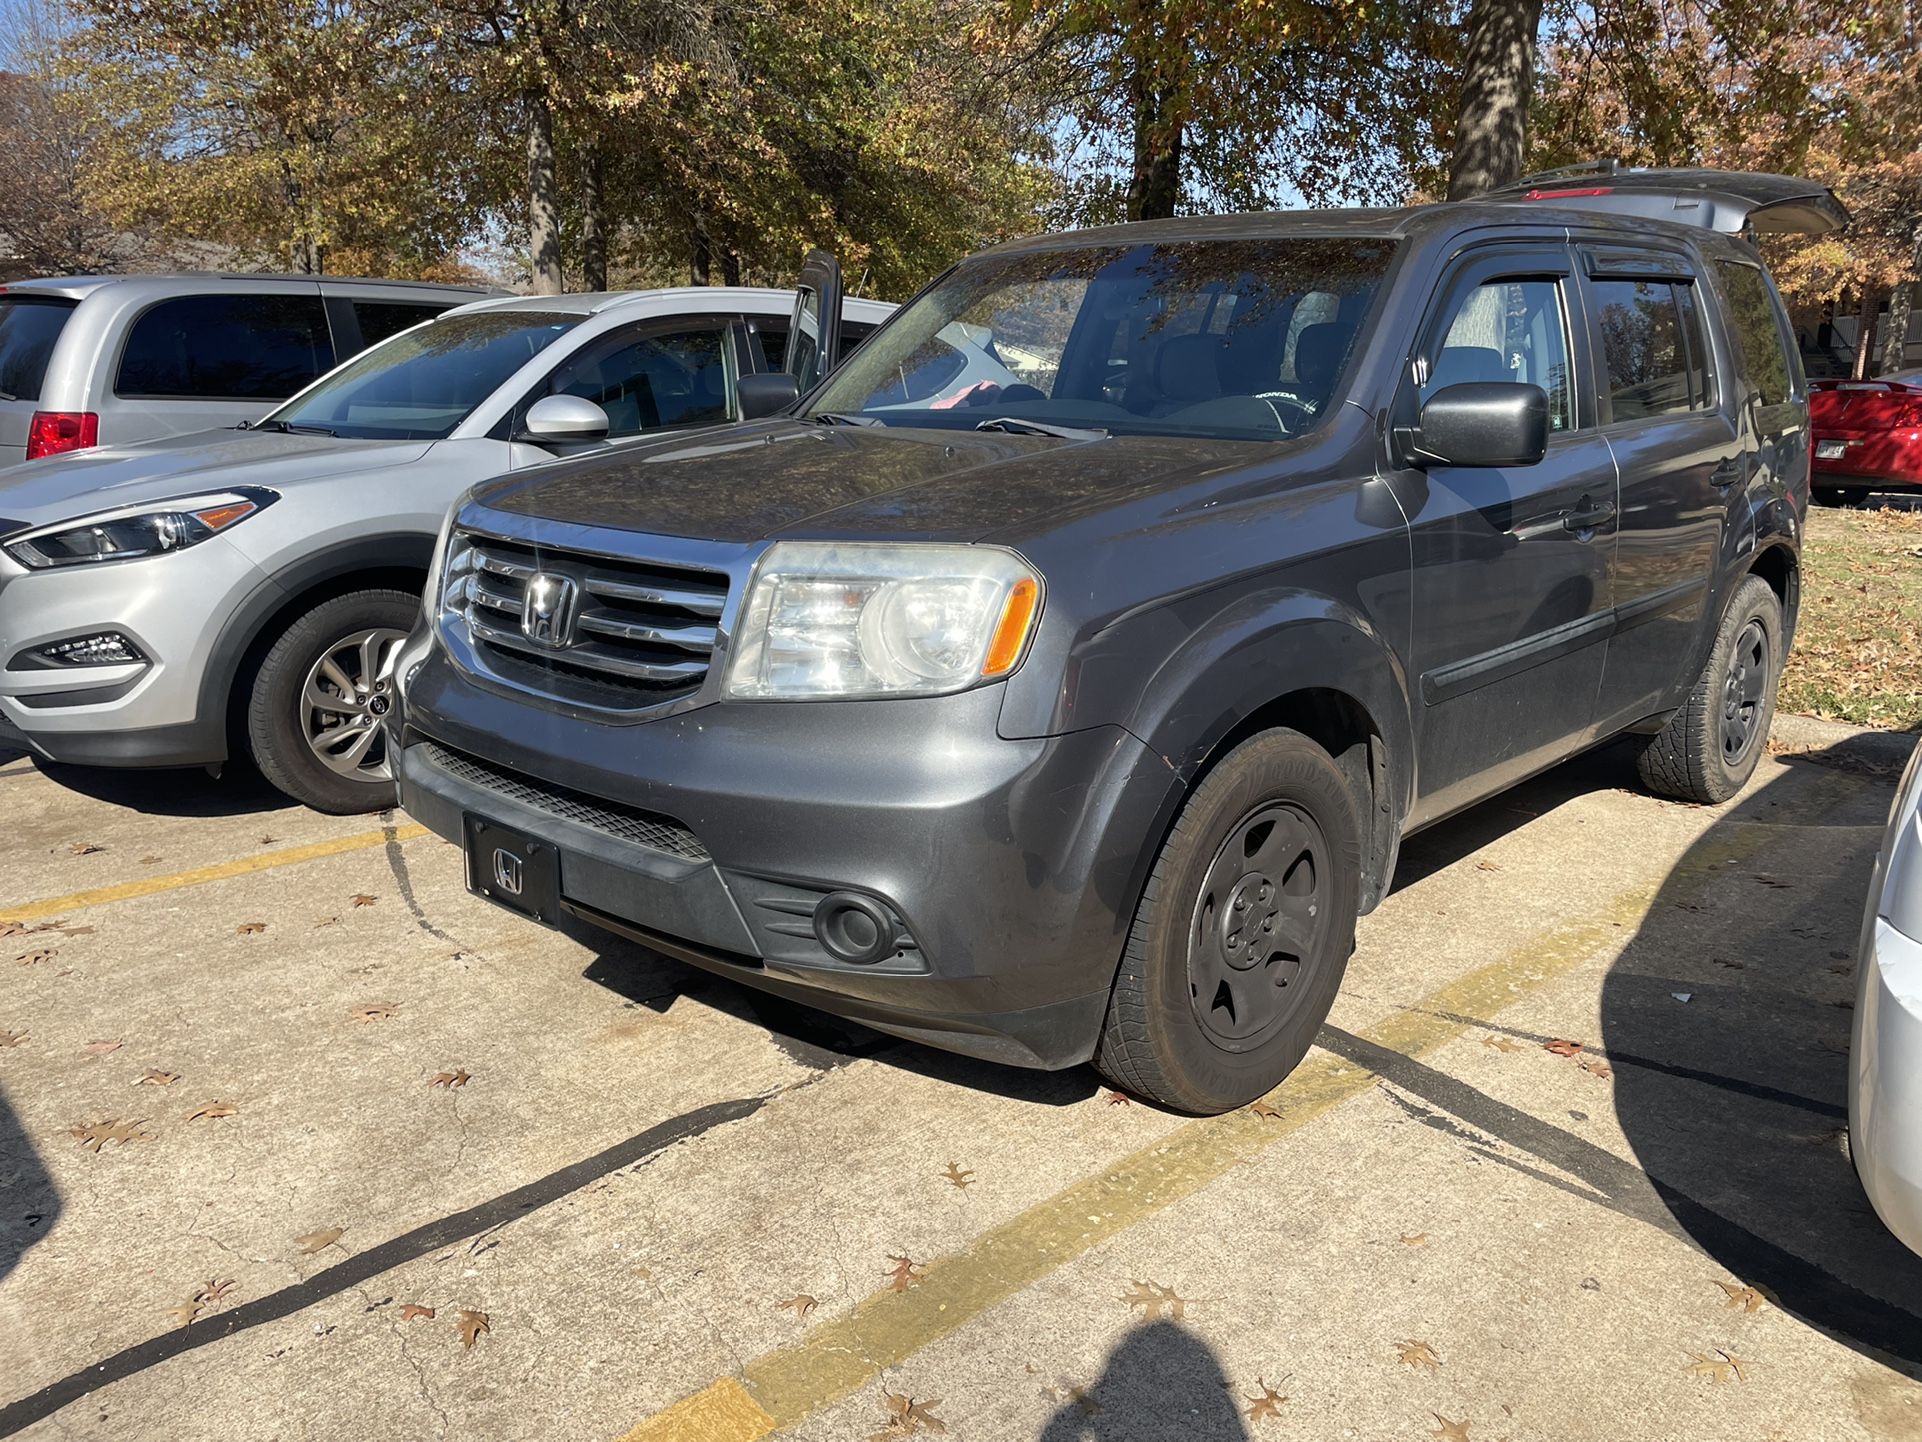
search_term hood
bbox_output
[0,430,436,530]
[473,421,1278,545]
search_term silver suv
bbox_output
[0,273,500,466]
[0,286,893,812]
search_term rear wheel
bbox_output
[1095,728,1361,1114]
[1812,485,1868,506]
[1633,574,1781,804]
[247,589,416,814]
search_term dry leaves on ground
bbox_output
[401,1304,436,1321]
[1396,1339,1442,1371]
[349,1005,396,1023]
[1714,1281,1766,1313]
[431,1070,471,1088]
[0,1030,26,1047]
[1684,1348,1749,1383]
[776,1294,817,1318]
[455,1309,489,1348]
[70,1119,152,1152]
[1104,1089,1132,1106]
[68,842,105,856]
[1431,1414,1472,1441]
[165,1298,203,1329]
[1040,1380,1100,1415]
[1400,1232,1429,1247]
[885,1255,925,1291]
[1544,1038,1583,1057]
[1480,1034,1521,1053]
[868,1392,946,1439]
[1119,1280,1187,1320]
[236,922,268,936]
[352,894,378,908]
[135,1070,180,1087]
[1243,1377,1289,1422]
[186,1101,238,1121]
[294,1226,345,1255]
[940,1162,974,1190]
[81,1039,122,1056]
[16,949,53,967]
[195,1279,236,1305]
[1249,1100,1284,1119]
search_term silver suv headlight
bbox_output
[723,542,1042,700]
[3,488,277,569]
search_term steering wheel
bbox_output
[1262,393,1318,432]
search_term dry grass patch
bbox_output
[1781,505,1922,731]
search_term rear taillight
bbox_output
[25,411,98,461]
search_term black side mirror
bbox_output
[1411,382,1549,468]
[736,373,800,421]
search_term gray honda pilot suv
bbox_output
[392,168,1843,1114]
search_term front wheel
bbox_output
[1095,728,1361,1114]
[246,589,417,814]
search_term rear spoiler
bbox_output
[1482,164,1849,237]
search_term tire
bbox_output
[1633,574,1782,805]
[1095,728,1362,1114]
[246,589,417,814]
[1811,486,1845,507]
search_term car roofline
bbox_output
[0,274,499,300]
[436,287,896,320]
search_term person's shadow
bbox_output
[1039,1319,1252,1441]
[0,1084,58,1286]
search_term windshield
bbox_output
[263,310,583,440]
[807,237,1398,440]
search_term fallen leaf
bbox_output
[868,1391,946,1439]
[1480,1034,1521,1053]
[1040,1380,1100,1414]
[294,1226,345,1254]
[885,1255,925,1291]
[164,1299,201,1329]
[1248,1100,1284,1119]
[81,1038,122,1056]
[139,855,163,865]
[68,842,105,856]
[1683,1348,1749,1384]
[0,921,29,938]
[351,894,378,907]
[50,924,94,937]
[1713,1280,1766,1313]
[349,1005,396,1023]
[1400,1232,1429,1247]
[186,1102,238,1122]
[1119,1279,1187,1320]
[258,835,279,845]
[195,1278,236,1304]
[455,1309,489,1348]
[236,922,268,936]
[1431,1413,1472,1441]
[430,1069,471,1088]
[135,1070,180,1087]
[1395,1339,1441,1371]
[1104,1089,1131,1106]
[400,1303,436,1322]
[1579,1059,1614,1081]
[1475,859,1503,872]
[1544,1039,1583,1057]
[313,916,339,929]
[0,1030,26,1047]
[70,1119,152,1152]
[16,948,53,967]
[1243,1377,1289,1422]
[940,1161,975,1190]
[776,1294,817,1318]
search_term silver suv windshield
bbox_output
[261,310,584,441]
[807,237,1398,440]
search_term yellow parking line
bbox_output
[0,824,430,924]
[613,773,1854,1442]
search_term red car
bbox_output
[1810,370,1922,504]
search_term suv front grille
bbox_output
[413,740,710,861]
[452,534,729,709]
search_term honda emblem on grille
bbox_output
[491,848,524,896]
[520,572,578,648]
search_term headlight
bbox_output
[724,542,1042,700]
[422,506,458,620]
[3,488,277,569]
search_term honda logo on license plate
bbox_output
[492,847,524,896]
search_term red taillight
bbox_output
[25,411,98,461]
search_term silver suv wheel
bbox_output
[301,627,408,781]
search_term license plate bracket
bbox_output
[464,815,561,926]
[1815,439,1847,460]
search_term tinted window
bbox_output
[264,310,582,440]
[1714,261,1792,406]
[755,319,880,372]
[546,325,732,436]
[1424,278,1573,432]
[351,301,445,348]
[0,296,77,402]
[116,293,335,400]
[1593,279,1711,419]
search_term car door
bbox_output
[1391,245,1620,827]
[1576,244,1742,729]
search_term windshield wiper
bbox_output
[812,411,882,427]
[252,419,338,437]
[974,417,1109,441]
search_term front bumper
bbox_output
[1853,917,1922,1257]
[394,656,1180,1070]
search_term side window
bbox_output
[1713,261,1792,406]
[350,301,445,349]
[116,293,334,400]
[757,319,876,372]
[1591,279,1711,420]
[788,287,825,391]
[547,325,733,437]
[1422,277,1573,432]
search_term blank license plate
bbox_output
[464,815,561,926]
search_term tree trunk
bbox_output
[1448,0,1546,199]
[721,250,742,287]
[580,144,607,292]
[1853,289,1882,380]
[1126,72,1183,221]
[690,215,712,285]
[524,89,563,295]
[1883,283,1913,376]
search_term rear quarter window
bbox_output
[350,301,446,349]
[1712,261,1793,407]
[0,295,78,402]
[116,293,335,401]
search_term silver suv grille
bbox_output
[452,533,729,709]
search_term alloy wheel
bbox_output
[300,627,409,782]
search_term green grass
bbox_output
[1779,504,1922,731]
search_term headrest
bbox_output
[1294,323,1355,389]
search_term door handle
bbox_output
[1562,497,1617,533]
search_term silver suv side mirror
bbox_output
[521,395,610,442]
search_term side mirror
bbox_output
[520,394,610,443]
[1411,382,1549,468]
[736,373,800,421]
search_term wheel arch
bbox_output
[1745,539,1800,654]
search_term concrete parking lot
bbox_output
[1,720,1919,1441]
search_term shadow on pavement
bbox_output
[0,1084,58,1286]
[20,757,293,819]
[1039,1319,1252,1442]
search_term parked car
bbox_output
[0,273,501,466]
[392,169,1840,1113]
[1811,371,1922,504]
[1852,737,1922,1259]
[0,286,893,813]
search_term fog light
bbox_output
[812,891,898,965]
[33,632,146,667]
